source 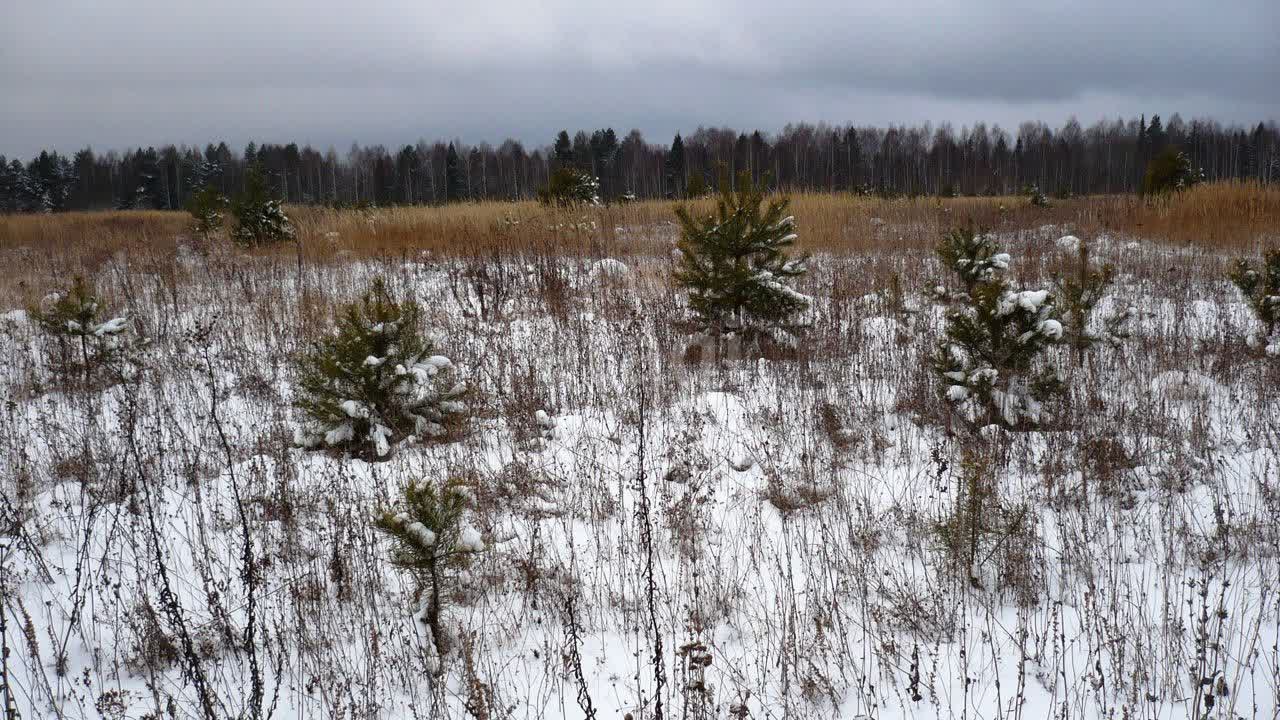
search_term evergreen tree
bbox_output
[0,159,30,212]
[0,157,14,212]
[686,171,709,198]
[186,185,227,237]
[1147,114,1167,155]
[933,225,1064,429]
[444,143,465,202]
[552,131,574,166]
[294,277,467,460]
[666,134,686,198]
[231,165,293,245]
[29,276,130,383]
[1229,248,1280,355]
[373,476,484,658]
[25,151,77,212]
[1052,241,1131,360]
[673,171,808,333]
[537,167,600,208]
[1143,147,1204,193]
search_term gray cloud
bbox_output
[2,0,1277,157]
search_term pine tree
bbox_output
[29,276,130,383]
[537,167,600,208]
[1052,241,1130,360]
[294,278,467,460]
[673,170,808,334]
[186,185,227,237]
[231,165,293,245]
[933,225,1064,429]
[1143,147,1204,194]
[1229,248,1280,355]
[373,477,483,659]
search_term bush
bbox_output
[673,171,809,334]
[537,168,600,208]
[1052,241,1130,360]
[185,185,226,237]
[294,278,467,460]
[231,165,294,245]
[373,477,484,658]
[1229,248,1280,355]
[933,225,1064,429]
[28,276,130,383]
[1143,147,1205,194]
[1022,184,1050,208]
[934,447,1035,595]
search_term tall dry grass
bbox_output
[2,182,1276,306]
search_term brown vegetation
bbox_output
[1,181,1276,309]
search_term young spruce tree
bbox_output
[294,278,466,460]
[933,225,1064,429]
[673,170,808,334]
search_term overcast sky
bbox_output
[2,0,1277,158]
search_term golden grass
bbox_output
[1,181,1275,281]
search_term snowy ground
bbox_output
[1,223,1278,719]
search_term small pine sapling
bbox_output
[1229,248,1280,356]
[29,276,130,384]
[537,168,600,208]
[1143,147,1206,194]
[933,225,1064,430]
[373,478,484,660]
[294,278,467,460]
[673,170,809,338]
[934,447,1033,592]
[1023,184,1050,208]
[1052,241,1131,361]
[185,185,227,237]
[231,165,294,246]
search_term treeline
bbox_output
[2,114,1277,213]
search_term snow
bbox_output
[998,289,1051,316]
[92,316,128,336]
[458,526,485,552]
[1037,318,1064,339]
[339,399,368,418]
[588,258,630,278]
[2,231,1276,720]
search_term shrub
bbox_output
[373,477,484,658]
[1229,248,1280,355]
[933,225,1064,429]
[1052,241,1130,361]
[231,165,294,245]
[294,278,467,460]
[29,276,130,383]
[185,185,226,237]
[1143,147,1205,194]
[673,171,808,334]
[1023,184,1050,208]
[934,447,1035,595]
[537,168,600,208]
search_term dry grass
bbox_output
[1,181,1276,308]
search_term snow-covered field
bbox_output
[1,223,1278,719]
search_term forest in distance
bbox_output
[3,113,1279,214]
